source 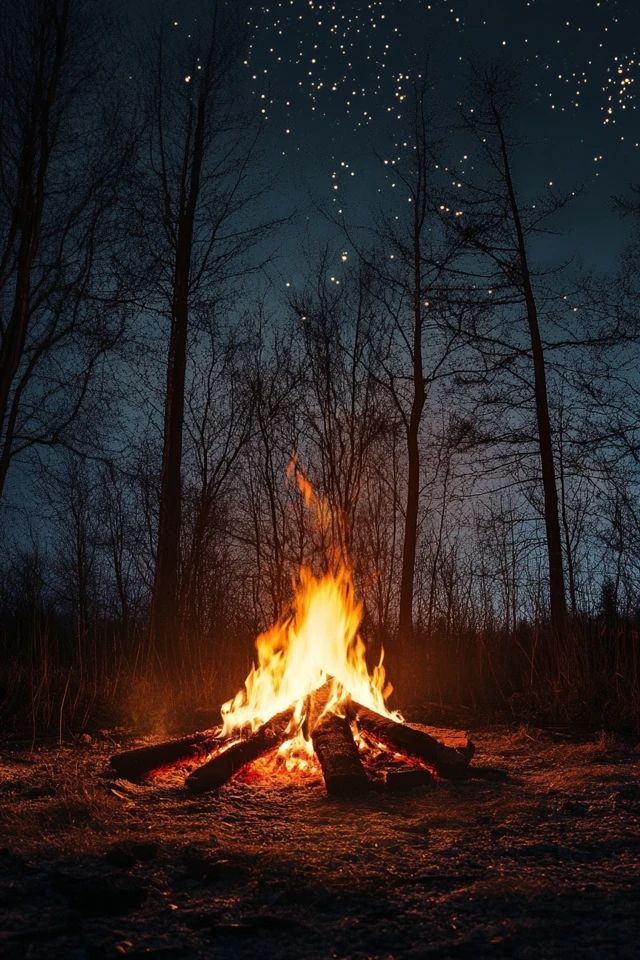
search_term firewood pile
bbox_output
[109,683,505,796]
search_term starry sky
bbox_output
[133,0,639,279]
[5,0,640,539]
[246,0,638,267]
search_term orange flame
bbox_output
[219,465,397,767]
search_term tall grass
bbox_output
[1,609,638,737]
[416,613,640,730]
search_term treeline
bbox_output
[1,0,639,734]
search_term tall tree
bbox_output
[447,65,568,638]
[138,3,266,660]
[395,85,429,656]
[350,79,465,681]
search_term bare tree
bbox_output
[180,319,254,643]
[0,0,130,499]
[135,2,268,661]
[443,65,569,639]
[240,309,303,625]
[348,79,467,683]
[291,255,385,567]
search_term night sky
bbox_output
[237,0,639,273]
[128,0,640,280]
[6,0,640,525]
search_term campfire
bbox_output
[110,473,493,795]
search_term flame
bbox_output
[219,466,397,770]
[288,454,313,506]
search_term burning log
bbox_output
[110,728,224,780]
[303,678,334,737]
[351,703,475,780]
[185,706,298,793]
[311,713,370,797]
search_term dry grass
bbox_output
[0,744,124,855]
[1,615,639,738]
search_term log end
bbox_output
[462,739,476,764]
[312,713,371,798]
[440,740,476,780]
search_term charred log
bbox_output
[185,706,297,793]
[351,703,475,780]
[302,677,335,738]
[385,767,434,791]
[110,728,224,780]
[311,713,370,797]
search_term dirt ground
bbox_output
[1,725,639,959]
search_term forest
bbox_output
[1,0,639,737]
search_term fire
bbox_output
[219,467,398,772]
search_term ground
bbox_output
[1,725,639,959]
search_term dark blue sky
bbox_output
[131,1,639,276]
[243,0,638,271]
[5,0,639,530]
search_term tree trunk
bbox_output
[524,291,568,637]
[398,401,423,654]
[558,417,578,618]
[494,110,568,639]
[150,259,190,658]
[149,49,212,662]
[397,90,428,676]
